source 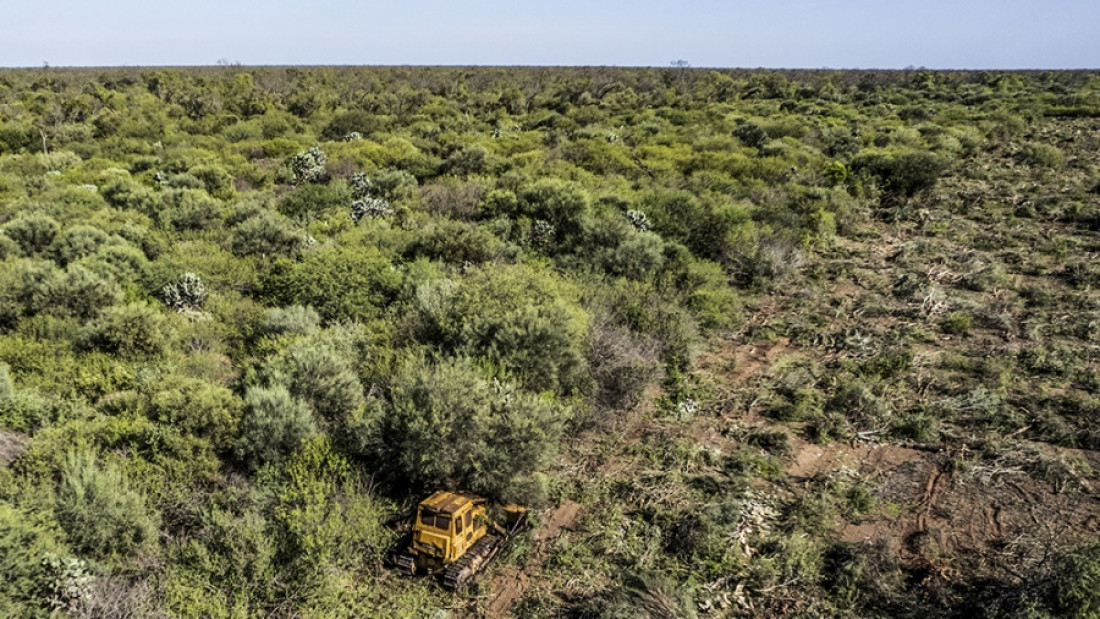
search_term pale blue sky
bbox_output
[1,0,1096,68]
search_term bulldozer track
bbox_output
[443,534,500,590]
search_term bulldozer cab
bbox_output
[399,491,529,589]
[409,491,488,571]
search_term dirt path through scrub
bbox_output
[482,501,581,618]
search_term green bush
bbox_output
[268,335,364,423]
[189,164,235,199]
[0,258,58,327]
[371,168,419,202]
[231,211,305,258]
[45,264,122,320]
[236,385,316,465]
[55,450,158,560]
[0,503,69,616]
[159,189,224,232]
[852,148,947,198]
[444,263,592,396]
[273,438,396,574]
[321,111,385,141]
[3,213,60,255]
[79,302,170,358]
[100,176,157,213]
[940,311,974,335]
[259,305,320,338]
[516,178,591,246]
[276,182,351,220]
[261,246,402,323]
[1021,142,1065,168]
[376,355,566,502]
[0,362,11,402]
[403,219,510,264]
[150,378,242,451]
[47,225,113,266]
[0,234,21,260]
[1045,542,1100,618]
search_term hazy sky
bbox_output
[1,0,1096,69]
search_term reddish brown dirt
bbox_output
[481,501,582,618]
[786,439,923,480]
[0,431,27,466]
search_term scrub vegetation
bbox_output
[0,65,1098,617]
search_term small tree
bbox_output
[378,355,566,502]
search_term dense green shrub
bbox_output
[190,164,236,199]
[273,438,396,574]
[160,189,224,232]
[0,503,69,616]
[403,219,511,264]
[47,225,112,266]
[150,378,242,451]
[515,178,591,246]
[371,168,419,202]
[852,148,947,198]
[45,264,122,320]
[79,303,169,357]
[321,111,385,141]
[268,335,364,423]
[0,234,21,260]
[258,305,320,338]
[236,385,316,465]
[99,176,157,213]
[444,263,592,396]
[0,258,58,327]
[1044,542,1100,618]
[1021,142,1065,168]
[231,211,305,258]
[55,450,157,560]
[276,182,350,220]
[261,246,402,323]
[3,213,60,255]
[0,362,11,401]
[376,355,565,502]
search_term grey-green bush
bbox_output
[3,213,60,254]
[236,385,316,465]
[378,355,566,502]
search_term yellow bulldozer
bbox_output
[397,491,528,590]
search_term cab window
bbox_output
[419,509,455,531]
[456,513,464,533]
[419,510,436,528]
[464,512,472,530]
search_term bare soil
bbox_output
[481,501,582,618]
